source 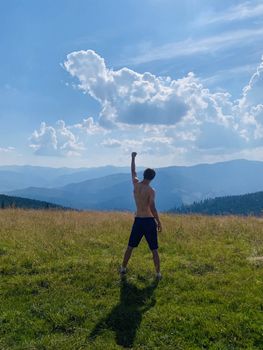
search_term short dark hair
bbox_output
[143,168,156,181]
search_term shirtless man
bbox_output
[120,152,162,279]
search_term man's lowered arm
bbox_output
[150,190,162,232]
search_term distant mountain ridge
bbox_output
[0,165,139,192]
[171,191,263,216]
[0,194,66,210]
[6,159,263,211]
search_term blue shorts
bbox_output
[128,217,158,250]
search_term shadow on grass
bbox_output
[88,276,159,348]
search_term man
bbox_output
[120,152,162,280]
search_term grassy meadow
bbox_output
[0,209,262,349]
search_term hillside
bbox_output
[7,159,263,211]
[0,194,65,210]
[0,210,262,349]
[172,191,263,216]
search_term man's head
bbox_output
[143,168,156,181]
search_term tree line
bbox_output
[0,194,64,210]
[172,191,263,216]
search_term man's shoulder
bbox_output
[132,177,139,185]
[149,186,155,193]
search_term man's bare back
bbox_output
[133,182,154,217]
[131,152,162,231]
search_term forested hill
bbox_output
[0,194,66,210]
[171,191,263,216]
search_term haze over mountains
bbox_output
[2,159,263,211]
[0,165,140,192]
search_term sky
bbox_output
[1,0,263,168]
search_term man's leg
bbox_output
[122,246,134,269]
[121,218,143,273]
[144,219,161,277]
[120,218,143,274]
[152,249,160,274]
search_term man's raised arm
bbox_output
[131,152,139,184]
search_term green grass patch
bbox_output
[0,210,262,349]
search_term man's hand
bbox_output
[157,221,162,232]
[131,152,137,158]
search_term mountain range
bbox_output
[3,159,263,211]
[0,165,143,192]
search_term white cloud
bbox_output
[235,55,263,142]
[64,50,241,139]
[101,138,122,148]
[240,55,263,107]
[71,116,107,135]
[119,27,263,66]
[64,50,240,130]
[203,1,263,24]
[29,120,84,157]
[0,147,15,153]
[64,50,190,127]
[62,50,263,161]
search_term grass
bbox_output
[0,209,262,349]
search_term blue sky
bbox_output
[1,0,263,167]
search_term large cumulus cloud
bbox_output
[63,50,241,134]
[32,51,263,160]
[62,50,263,158]
[64,50,191,127]
[65,51,239,121]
